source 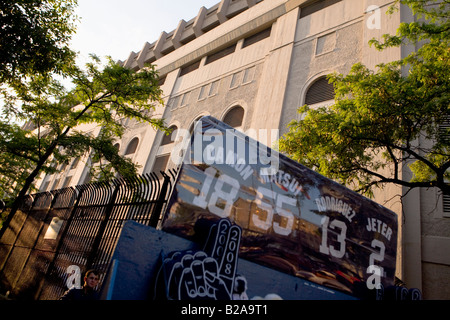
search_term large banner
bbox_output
[161,116,398,299]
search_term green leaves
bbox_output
[372,0,450,50]
[0,52,168,199]
[70,56,164,127]
[0,121,39,199]
[0,0,170,220]
[0,0,78,87]
[279,0,449,197]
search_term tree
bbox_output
[0,121,40,199]
[0,0,78,88]
[278,0,449,198]
[2,54,168,192]
[0,55,169,234]
[1,0,78,201]
[0,1,170,237]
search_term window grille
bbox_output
[305,77,335,105]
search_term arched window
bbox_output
[223,106,244,129]
[189,116,204,134]
[305,76,335,106]
[125,137,139,155]
[161,126,178,146]
[152,153,170,174]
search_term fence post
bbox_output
[149,172,171,228]
[35,185,85,300]
[85,180,121,271]
[0,194,38,275]
[8,191,60,298]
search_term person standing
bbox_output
[60,269,100,300]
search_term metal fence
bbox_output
[0,169,177,300]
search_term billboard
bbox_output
[160,116,398,299]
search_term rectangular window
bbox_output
[300,0,342,18]
[60,162,68,172]
[198,81,220,100]
[209,80,220,96]
[170,95,181,110]
[242,66,255,84]
[230,72,241,89]
[198,85,208,101]
[205,44,236,65]
[180,60,201,76]
[242,27,272,48]
[40,181,50,192]
[180,92,190,107]
[51,179,60,190]
[62,176,72,189]
[71,157,80,170]
[82,172,91,185]
[316,32,336,55]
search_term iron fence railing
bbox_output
[0,169,177,300]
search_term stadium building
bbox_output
[34,0,450,299]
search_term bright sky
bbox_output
[71,0,221,64]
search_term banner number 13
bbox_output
[319,216,347,259]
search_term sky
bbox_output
[70,0,221,65]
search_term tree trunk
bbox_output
[0,141,58,239]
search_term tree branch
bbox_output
[385,145,400,181]
[4,147,39,163]
[352,135,442,175]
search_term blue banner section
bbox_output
[100,221,356,300]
